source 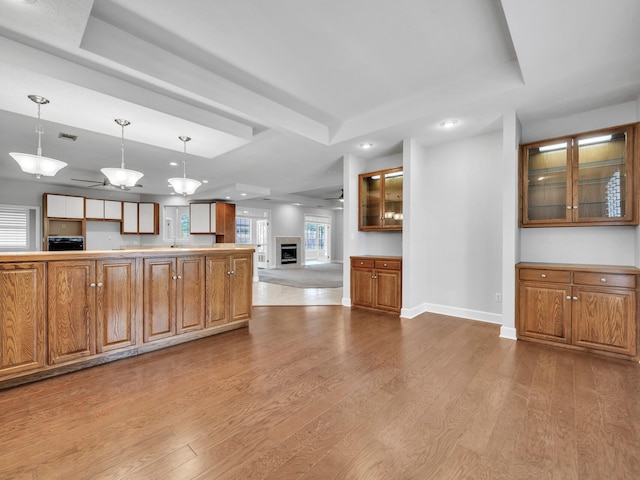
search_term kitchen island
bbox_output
[0,246,254,389]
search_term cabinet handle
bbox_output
[384,263,388,267]
[90,282,96,288]
[230,270,235,275]
[600,277,607,283]
[177,275,182,279]
[566,296,571,300]
[541,274,547,278]
[360,262,364,265]
[97,282,103,288]
[572,296,578,301]
[372,275,377,279]
[172,275,177,280]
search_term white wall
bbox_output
[417,132,504,320]
[520,100,639,266]
[401,139,429,317]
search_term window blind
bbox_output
[0,206,28,249]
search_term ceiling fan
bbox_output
[71,177,143,191]
[324,189,344,202]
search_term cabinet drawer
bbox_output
[573,272,636,289]
[519,269,570,283]
[352,259,374,268]
[375,260,401,270]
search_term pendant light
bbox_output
[101,119,144,188]
[168,136,201,195]
[10,95,67,178]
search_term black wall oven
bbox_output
[47,237,84,251]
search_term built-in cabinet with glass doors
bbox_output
[520,124,637,226]
[359,167,403,231]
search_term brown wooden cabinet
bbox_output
[351,256,402,314]
[0,263,46,376]
[359,167,403,231]
[516,264,638,359]
[0,248,252,388]
[143,256,205,342]
[206,252,252,327]
[520,123,638,227]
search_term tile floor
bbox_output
[252,281,343,306]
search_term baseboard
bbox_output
[253,275,259,282]
[400,304,429,319]
[499,326,517,340]
[342,298,352,307]
[401,302,503,326]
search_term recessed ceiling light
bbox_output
[293,203,301,206]
[359,142,374,149]
[440,120,458,128]
[240,193,247,196]
[202,180,208,184]
[225,196,231,200]
[169,162,178,166]
[170,192,176,195]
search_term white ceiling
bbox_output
[0,0,639,204]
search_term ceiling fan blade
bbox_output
[71,178,103,187]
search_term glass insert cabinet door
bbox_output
[359,167,403,230]
[575,130,629,221]
[521,124,635,226]
[524,139,571,223]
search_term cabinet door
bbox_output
[206,255,230,326]
[46,194,67,218]
[382,169,403,229]
[143,258,176,341]
[518,282,571,344]
[572,287,636,356]
[85,199,104,219]
[138,203,158,234]
[230,253,252,321]
[359,173,382,229]
[96,259,136,353]
[190,203,211,234]
[351,268,374,307]
[122,202,138,234]
[574,127,633,223]
[176,257,205,333]
[65,196,85,219]
[47,261,96,364]
[0,263,45,376]
[521,141,571,225]
[375,269,401,313]
[104,200,122,220]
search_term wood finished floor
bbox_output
[1,306,639,479]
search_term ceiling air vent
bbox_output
[58,132,78,141]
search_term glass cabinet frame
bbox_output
[358,166,403,231]
[519,124,637,227]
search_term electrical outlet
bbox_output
[495,293,502,302]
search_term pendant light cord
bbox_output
[35,102,43,157]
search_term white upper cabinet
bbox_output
[46,194,85,219]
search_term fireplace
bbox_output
[275,236,302,268]
[281,244,297,264]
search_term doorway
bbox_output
[304,215,331,265]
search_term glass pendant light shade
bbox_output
[101,119,143,188]
[10,95,67,178]
[100,166,144,187]
[10,152,67,178]
[168,136,201,195]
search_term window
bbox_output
[0,205,39,251]
[164,206,190,242]
[236,217,251,244]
